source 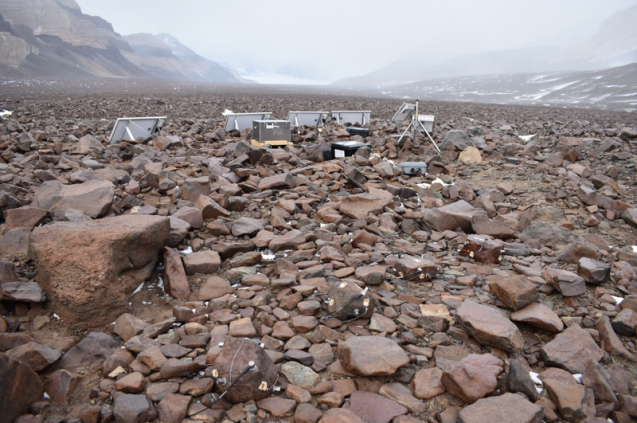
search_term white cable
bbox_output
[228,338,247,384]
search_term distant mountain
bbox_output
[334,5,637,88]
[377,62,637,111]
[0,0,145,78]
[123,33,242,83]
[0,0,245,83]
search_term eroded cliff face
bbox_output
[0,0,242,82]
[0,0,122,49]
[0,32,36,67]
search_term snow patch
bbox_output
[518,134,536,142]
[416,178,452,190]
[132,281,145,296]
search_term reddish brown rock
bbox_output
[28,215,170,326]
[114,314,150,342]
[5,341,62,372]
[228,317,257,337]
[163,247,190,299]
[489,275,539,311]
[182,250,221,275]
[195,195,229,219]
[339,192,393,219]
[197,276,234,300]
[414,367,446,400]
[441,354,504,404]
[339,336,409,376]
[378,383,426,413]
[355,266,386,286]
[258,397,297,417]
[281,361,320,390]
[269,230,306,253]
[0,353,43,423]
[295,403,324,423]
[540,324,604,373]
[45,369,83,403]
[113,394,157,423]
[577,257,610,284]
[213,337,278,403]
[157,393,190,423]
[114,372,147,393]
[458,393,543,423]
[543,378,596,422]
[51,332,118,371]
[611,308,637,336]
[345,390,407,423]
[0,282,46,302]
[597,316,636,360]
[32,179,114,219]
[510,303,564,333]
[319,408,364,423]
[456,301,524,352]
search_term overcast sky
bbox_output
[77,0,637,82]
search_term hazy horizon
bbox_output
[76,0,637,83]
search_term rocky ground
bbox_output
[1,80,637,423]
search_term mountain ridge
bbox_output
[0,0,243,83]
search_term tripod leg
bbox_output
[397,122,413,144]
[418,121,442,155]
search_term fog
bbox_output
[77,0,637,82]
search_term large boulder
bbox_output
[31,179,115,219]
[212,337,278,403]
[28,215,170,327]
[439,130,475,151]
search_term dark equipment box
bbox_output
[346,127,370,137]
[252,120,291,143]
[398,162,427,175]
[331,141,369,158]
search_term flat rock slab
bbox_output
[455,301,524,352]
[32,179,115,219]
[345,390,408,423]
[510,303,564,333]
[340,193,393,219]
[458,392,543,423]
[540,324,604,373]
[0,282,46,302]
[281,361,320,390]
[339,336,409,376]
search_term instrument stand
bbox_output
[397,100,441,156]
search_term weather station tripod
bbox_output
[396,100,441,156]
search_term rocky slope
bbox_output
[0,0,240,83]
[0,81,637,423]
[379,62,637,111]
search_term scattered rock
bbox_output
[339,336,409,376]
